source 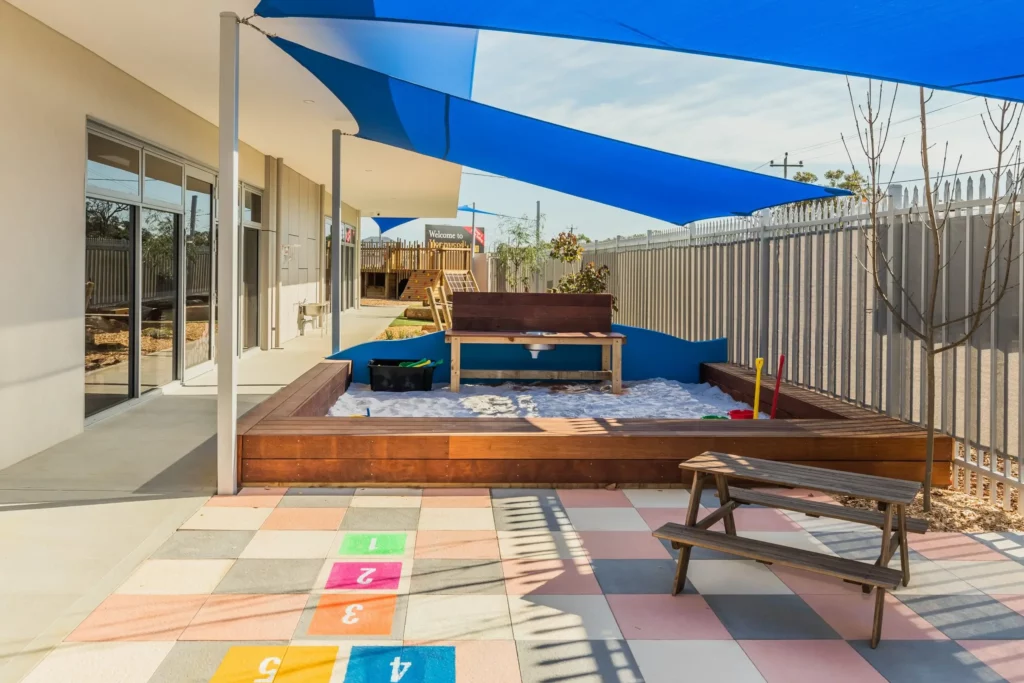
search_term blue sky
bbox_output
[369,31,996,245]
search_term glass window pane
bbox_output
[140,209,178,391]
[244,190,262,224]
[144,154,183,206]
[87,134,140,197]
[85,199,133,416]
[184,177,213,368]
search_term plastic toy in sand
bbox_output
[728,409,754,420]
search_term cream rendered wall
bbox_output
[0,2,266,467]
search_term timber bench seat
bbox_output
[659,451,924,648]
[727,488,929,534]
[653,523,903,589]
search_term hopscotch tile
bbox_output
[305,594,402,638]
[338,532,409,557]
[208,646,288,682]
[276,646,339,682]
[208,646,338,683]
[342,645,455,683]
[326,562,403,591]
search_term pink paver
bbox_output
[769,565,865,595]
[326,561,402,590]
[739,640,887,682]
[996,595,1024,617]
[67,594,206,642]
[577,531,672,559]
[421,488,491,497]
[909,532,1009,561]
[502,558,602,595]
[802,593,947,640]
[557,489,633,507]
[959,640,1024,682]
[403,640,522,683]
[415,531,500,559]
[708,508,802,532]
[606,594,731,640]
[636,507,709,531]
[421,490,492,508]
[261,507,346,530]
[180,594,307,641]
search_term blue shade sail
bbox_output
[256,0,1024,102]
[458,205,502,217]
[371,217,417,232]
[271,38,847,225]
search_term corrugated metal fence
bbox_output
[490,175,1023,506]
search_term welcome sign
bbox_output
[424,224,485,253]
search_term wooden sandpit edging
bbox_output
[237,361,953,488]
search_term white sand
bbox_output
[328,378,755,419]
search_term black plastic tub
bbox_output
[368,359,436,392]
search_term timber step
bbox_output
[728,487,929,534]
[653,523,903,588]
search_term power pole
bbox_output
[769,152,804,179]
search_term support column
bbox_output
[216,11,240,495]
[331,129,342,353]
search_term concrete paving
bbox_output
[0,306,401,683]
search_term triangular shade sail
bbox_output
[271,38,847,225]
[371,217,417,232]
[458,205,502,217]
[257,0,1024,102]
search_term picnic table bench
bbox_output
[653,452,926,648]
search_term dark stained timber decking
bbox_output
[237,361,954,488]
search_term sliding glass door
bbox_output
[139,208,178,392]
[84,199,134,417]
[184,172,215,372]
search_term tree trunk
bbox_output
[923,348,937,512]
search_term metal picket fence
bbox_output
[491,174,1024,507]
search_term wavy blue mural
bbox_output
[330,324,727,385]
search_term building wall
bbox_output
[0,2,357,467]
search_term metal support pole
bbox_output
[331,129,342,353]
[885,185,901,416]
[216,11,240,495]
[757,210,770,359]
[535,200,541,244]
[472,202,477,252]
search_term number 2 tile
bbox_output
[326,562,403,591]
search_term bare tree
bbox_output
[848,81,1023,511]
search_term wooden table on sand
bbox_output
[444,330,626,394]
[654,452,926,648]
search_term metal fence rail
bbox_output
[490,174,1023,506]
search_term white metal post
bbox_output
[757,209,771,360]
[331,129,342,353]
[216,12,240,495]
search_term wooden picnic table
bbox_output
[653,451,925,648]
[444,330,626,394]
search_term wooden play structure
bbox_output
[360,241,473,300]
[445,293,624,393]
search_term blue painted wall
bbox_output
[330,324,728,385]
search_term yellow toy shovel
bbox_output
[753,357,764,419]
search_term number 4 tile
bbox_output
[343,646,455,683]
